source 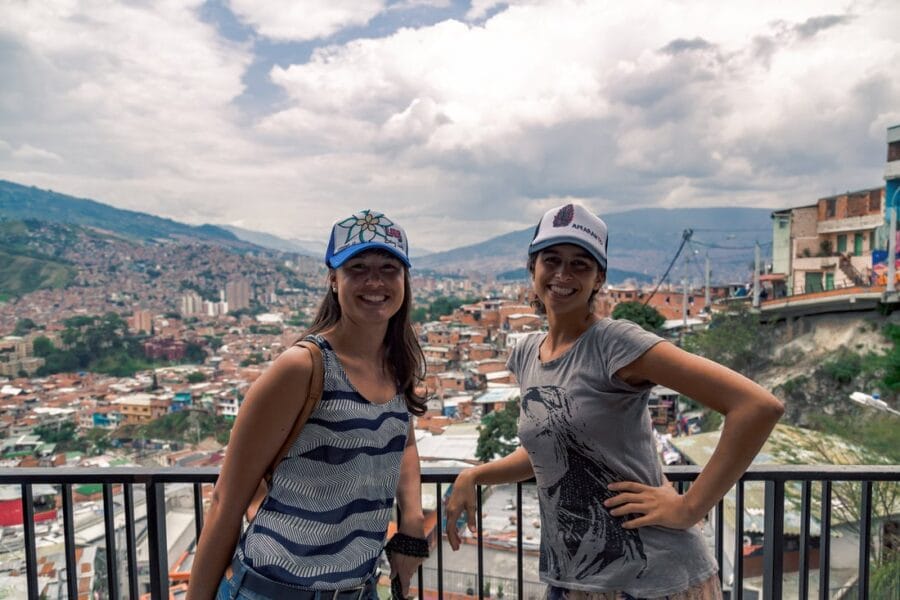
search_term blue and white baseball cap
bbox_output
[528,203,608,270]
[325,209,411,269]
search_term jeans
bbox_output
[216,557,380,600]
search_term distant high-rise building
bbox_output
[181,292,203,316]
[204,300,228,317]
[129,309,153,333]
[226,279,251,311]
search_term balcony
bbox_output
[0,465,897,599]
[816,214,883,236]
[886,160,900,180]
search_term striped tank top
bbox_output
[238,335,410,589]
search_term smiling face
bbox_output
[331,249,406,325]
[532,244,604,318]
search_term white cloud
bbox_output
[12,144,63,163]
[228,0,386,41]
[262,0,899,223]
[0,0,898,251]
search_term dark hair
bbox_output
[304,253,427,416]
[526,251,604,315]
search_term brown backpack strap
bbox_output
[263,339,324,483]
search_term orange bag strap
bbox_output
[263,339,324,483]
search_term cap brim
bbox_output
[327,242,411,269]
[528,237,607,270]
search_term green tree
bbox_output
[183,342,207,364]
[13,318,37,336]
[138,411,233,445]
[611,302,665,332]
[683,307,771,376]
[475,402,520,462]
[32,336,55,357]
[186,371,206,384]
[880,323,900,392]
[84,428,112,455]
[34,422,77,446]
[203,335,224,350]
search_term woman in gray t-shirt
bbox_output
[446,204,783,599]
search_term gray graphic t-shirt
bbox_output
[508,318,717,597]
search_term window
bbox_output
[825,272,835,291]
[871,230,877,252]
[825,198,836,218]
[870,194,882,212]
[854,233,864,256]
[889,140,900,162]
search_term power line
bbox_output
[690,227,771,233]
[692,239,772,250]
[643,229,692,306]
[685,241,708,282]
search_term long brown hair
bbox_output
[304,254,427,416]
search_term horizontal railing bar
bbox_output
[1,464,897,485]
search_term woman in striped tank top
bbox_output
[188,210,428,600]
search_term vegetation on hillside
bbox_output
[412,295,479,323]
[611,302,665,332]
[32,423,113,455]
[34,313,206,377]
[0,180,238,243]
[130,411,232,445]
[0,220,81,295]
[683,306,772,377]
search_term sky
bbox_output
[1,0,899,252]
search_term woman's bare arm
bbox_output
[186,346,313,600]
[605,341,783,529]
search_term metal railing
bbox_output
[0,465,897,599]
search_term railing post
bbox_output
[435,483,444,600]
[476,486,484,600]
[733,481,744,600]
[146,481,169,600]
[62,483,78,600]
[798,481,812,600]
[857,481,873,597]
[715,498,724,586]
[762,479,784,599]
[123,484,139,599]
[516,483,523,600]
[103,484,120,600]
[21,484,38,600]
[819,481,832,600]
[192,482,204,543]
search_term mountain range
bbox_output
[0,180,243,246]
[0,180,774,285]
[416,207,773,284]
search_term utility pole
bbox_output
[888,192,898,294]
[704,252,711,313]
[753,241,761,308]
[682,276,688,329]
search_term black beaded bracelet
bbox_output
[385,532,429,558]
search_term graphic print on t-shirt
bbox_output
[521,385,647,581]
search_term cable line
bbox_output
[692,240,772,250]
[643,229,692,306]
